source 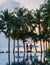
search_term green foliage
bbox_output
[0,0,50,44]
[47,46,50,53]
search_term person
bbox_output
[30,43,32,52]
[26,43,28,52]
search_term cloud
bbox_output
[0,0,20,11]
[0,0,44,11]
[19,0,44,10]
[0,0,7,5]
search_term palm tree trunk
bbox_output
[13,39,15,63]
[48,41,49,47]
[41,53,42,61]
[46,41,47,50]
[43,41,45,52]
[39,24,42,52]
[40,40,42,52]
[13,52,15,63]
[8,37,10,65]
[23,42,25,60]
[8,37,10,53]
[34,40,37,52]
[13,39,15,53]
[17,39,19,63]
[8,52,10,65]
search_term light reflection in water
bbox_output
[0,52,50,65]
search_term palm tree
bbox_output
[41,0,50,50]
[13,7,28,54]
[13,7,38,58]
[24,10,39,53]
[33,9,43,52]
[0,9,14,65]
[0,20,5,33]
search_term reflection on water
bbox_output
[0,52,50,65]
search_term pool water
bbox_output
[0,52,50,65]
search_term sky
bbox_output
[19,0,45,10]
[0,0,45,51]
[0,0,45,11]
